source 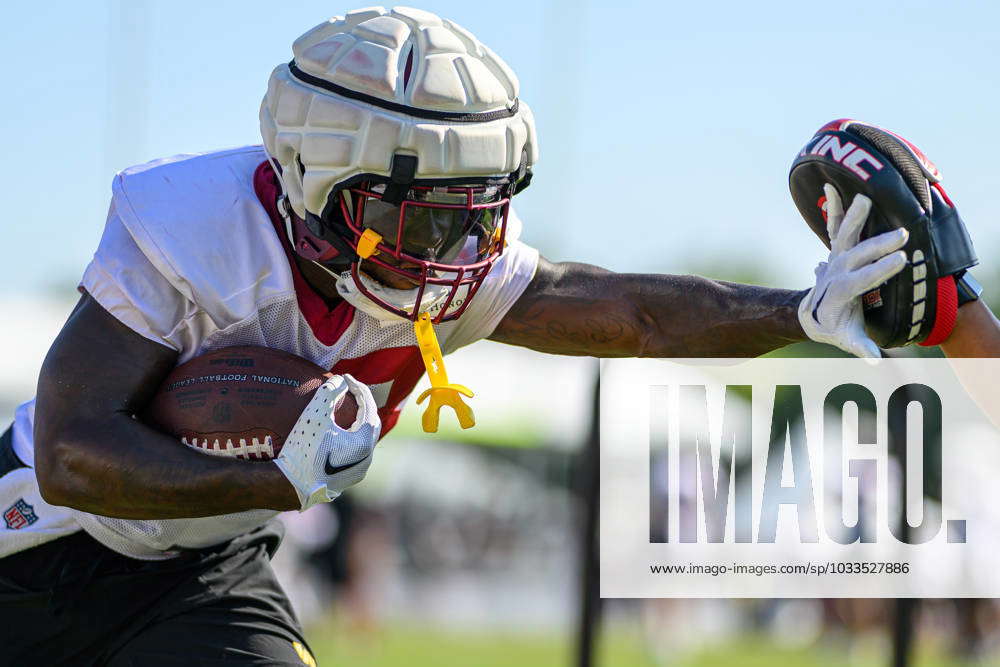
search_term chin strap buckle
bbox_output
[413,312,475,433]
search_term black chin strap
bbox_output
[305,209,356,274]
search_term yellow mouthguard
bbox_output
[413,312,475,433]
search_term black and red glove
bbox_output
[789,119,981,348]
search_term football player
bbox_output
[0,8,904,665]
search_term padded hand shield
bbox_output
[789,119,977,347]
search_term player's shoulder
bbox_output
[113,145,265,212]
[504,205,525,244]
[118,145,264,178]
[107,145,294,320]
[436,205,538,352]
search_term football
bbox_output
[143,346,358,460]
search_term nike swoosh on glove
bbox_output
[274,374,381,510]
[799,184,909,358]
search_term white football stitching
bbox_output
[181,434,276,460]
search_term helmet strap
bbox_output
[263,151,299,248]
[380,154,419,205]
[276,195,296,255]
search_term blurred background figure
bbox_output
[4,1,1000,664]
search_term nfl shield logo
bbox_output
[3,498,38,530]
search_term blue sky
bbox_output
[3,0,999,294]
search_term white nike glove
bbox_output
[274,374,381,510]
[799,184,910,358]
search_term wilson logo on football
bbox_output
[801,134,885,181]
[209,357,255,367]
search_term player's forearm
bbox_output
[35,414,299,518]
[940,300,1000,358]
[628,275,808,357]
[491,259,808,357]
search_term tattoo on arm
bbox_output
[489,257,807,357]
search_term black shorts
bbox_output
[0,522,316,666]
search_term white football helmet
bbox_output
[260,6,538,323]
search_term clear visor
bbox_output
[348,184,506,265]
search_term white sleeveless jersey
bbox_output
[0,146,538,559]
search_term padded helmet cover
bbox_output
[260,6,538,220]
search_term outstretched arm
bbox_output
[940,300,1000,358]
[489,257,808,357]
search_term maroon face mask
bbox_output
[336,182,512,323]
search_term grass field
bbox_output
[307,620,651,667]
[305,619,976,667]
